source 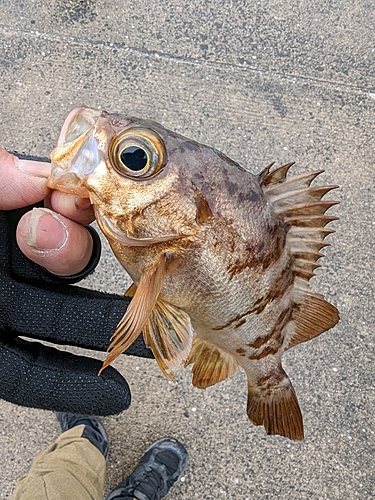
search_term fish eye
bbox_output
[109,127,166,178]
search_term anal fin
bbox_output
[247,377,304,440]
[186,337,239,389]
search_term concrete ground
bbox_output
[0,1,374,498]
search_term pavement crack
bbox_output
[0,23,372,95]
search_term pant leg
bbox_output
[13,424,106,500]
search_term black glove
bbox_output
[0,154,153,415]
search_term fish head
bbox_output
[48,106,208,247]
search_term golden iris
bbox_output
[109,127,166,178]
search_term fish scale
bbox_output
[48,106,339,441]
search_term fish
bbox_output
[47,106,339,440]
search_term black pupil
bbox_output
[120,146,148,171]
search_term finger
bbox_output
[16,207,94,276]
[47,190,95,226]
[0,149,51,209]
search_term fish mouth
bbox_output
[47,107,105,196]
[47,163,92,197]
[99,215,184,247]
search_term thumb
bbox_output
[16,207,94,276]
[0,149,51,210]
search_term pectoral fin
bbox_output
[99,255,167,374]
[143,299,194,380]
[124,283,137,297]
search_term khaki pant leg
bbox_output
[13,424,106,500]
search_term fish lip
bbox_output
[56,106,104,147]
[46,165,90,197]
[56,107,86,147]
[99,215,184,247]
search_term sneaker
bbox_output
[105,437,188,500]
[55,412,109,461]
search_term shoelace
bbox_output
[132,464,166,498]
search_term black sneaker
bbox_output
[105,437,188,500]
[55,412,109,461]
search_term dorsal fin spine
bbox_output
[293,250,324,261]
[277,201,339,217]
[258,162,275,180]
[284,214,338,227]
[289,239,330,253]
[269,186,339,207]
[289,227,335,237]
[261,162,295,185]
[293,259,321,272]
[265,170,324,193]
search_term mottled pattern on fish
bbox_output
[48,107,339,440]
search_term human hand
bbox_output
[0,148,152,416]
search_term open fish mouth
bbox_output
[98,214,185,247]
[47,107,106,196]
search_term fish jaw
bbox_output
[97,213,187,247]
[47,107,109,198]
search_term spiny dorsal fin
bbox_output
[261,164,339,285]
[99,255,167,374]
[185,337,239,389]
[143,298,194,380]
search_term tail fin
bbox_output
[247,375,304,440]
